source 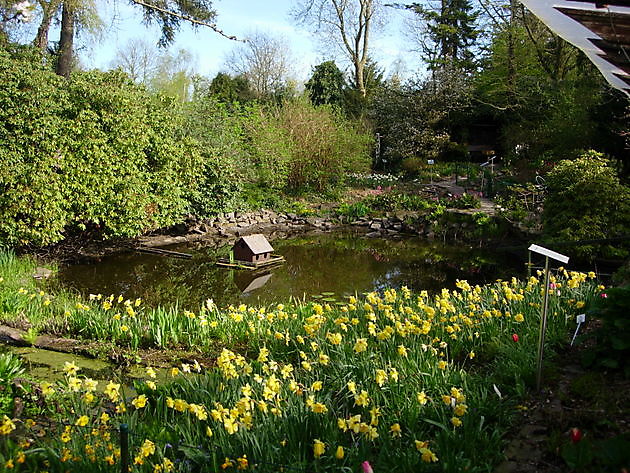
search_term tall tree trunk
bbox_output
[34,0,61,52]
[56,2,74,78]
[355,61,366,97]
[506,0,516,99]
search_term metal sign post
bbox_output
[528,244,569,391]
[427,159,434,186]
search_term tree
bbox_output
[31,0,60,50]
[1,1,34,41]
[471,6,623,163]
[305,60,346,106]
[52,0,222,78]
[110,37,159,83]
[225,30,293,99]
[149,48,197,102]
[405,0,480,72]
[343,56,384,116]
[293,0,381,97]
[206,72,255,103]
[370,68,471,169]
[56,1,74,76]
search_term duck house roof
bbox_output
[237,234,274,255]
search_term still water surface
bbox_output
[55,231,526,309]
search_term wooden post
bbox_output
[120,423,129,473]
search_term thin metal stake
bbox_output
[120,423,129,473]
[536,256,550,391]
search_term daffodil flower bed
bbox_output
[0,253,603,472]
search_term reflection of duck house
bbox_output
[235,272,273,293]
[216,234,285,270]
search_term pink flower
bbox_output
[361,461,374,473]
[600,293,608,298]
[570,427,582,444]
[512,334,519,342]
[549,283,556,290]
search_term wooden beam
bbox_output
[613,72,630,85]
[590,37,630,53]
[567,1,630,7]
[555,7,630,40]
[598,53,630,73]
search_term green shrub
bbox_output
[446,192,481,209]
[277,98,372,192]
[400,157,425,175]
[582,286,630,376]
[368,192,432,212]
[0,352,24,415]
[0,46,205,246]
[542,151,630,258]
[180,98,243,215]
[241,103,293,191]
[337,201,372,220]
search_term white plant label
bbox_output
[528,244,570,264]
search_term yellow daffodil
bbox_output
[132,395,148,409]
[353,338,368,353]
[335,445,344,459]
[75,415,89,427]
[420,447,439,463]
[40,382,55,397]
[313,439,325,458]
[0,416,16,435]
[63,361,79,376]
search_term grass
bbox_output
[0,251,605,472]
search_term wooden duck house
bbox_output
[216,234,285,270]
[234,234,274,263]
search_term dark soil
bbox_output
[496,342,630,473]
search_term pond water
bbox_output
[54,231,526,310]
[3,346,171,389]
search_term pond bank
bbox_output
[0,323,219,369]
[52,204,519,264]
[31,176,529,264]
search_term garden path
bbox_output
[432,179,498,216]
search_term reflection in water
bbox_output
[54,231,525,309]
[235,272,273,293]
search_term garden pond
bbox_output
[52,230,528,310]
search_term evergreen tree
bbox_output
[407,0,480,72]
[305,60,346,107]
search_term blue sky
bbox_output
[82,0,423,82]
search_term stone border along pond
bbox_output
[134,206,511,254]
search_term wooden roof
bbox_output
[555,5,630,90]
[238,234,274,254]
[521,0,630,96]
